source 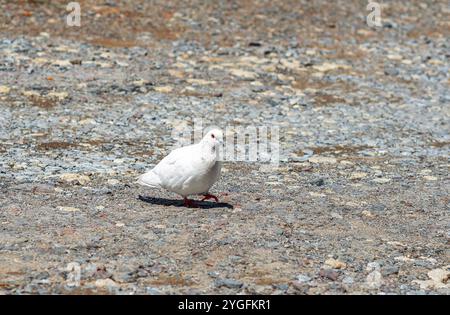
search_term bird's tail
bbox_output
[136,170,161,188]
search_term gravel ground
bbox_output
[0,0,449,294]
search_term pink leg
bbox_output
[201,193,219,202]
[183,197,198,208]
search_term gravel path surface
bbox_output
[0,0,449,294]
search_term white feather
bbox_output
[138,129,223,198]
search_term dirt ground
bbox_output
[0,0,449,294]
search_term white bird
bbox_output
[137,129,223,207]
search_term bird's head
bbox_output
[202,128,224,150]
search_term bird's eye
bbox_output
[211,134,215,139]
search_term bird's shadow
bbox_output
[138,195,233,209]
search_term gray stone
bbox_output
[215,279,244,289]
[382,266,400,276]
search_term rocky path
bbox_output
[0,0,448,294]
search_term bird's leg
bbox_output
[183,197,198,208]
[201,193,219,203]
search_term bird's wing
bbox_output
[155,144,196,169]
[152,144,201,187]
[138,144,195,188]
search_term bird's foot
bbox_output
[183,197,198,208]
[201,193,219,203]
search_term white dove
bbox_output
[137,129,223,207]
